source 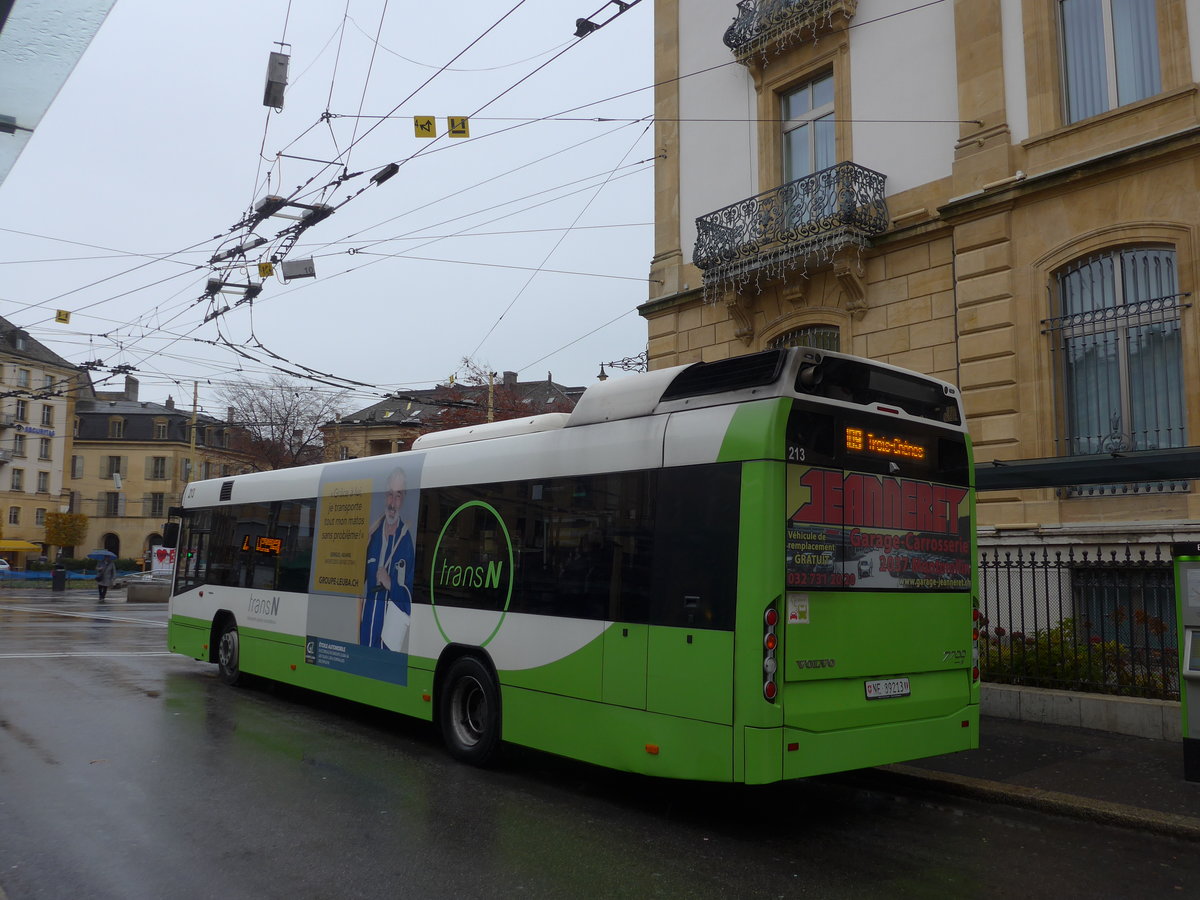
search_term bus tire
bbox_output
[439,655,501,765]
[216,620,244,686]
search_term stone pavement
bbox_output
[873,716,1200,840]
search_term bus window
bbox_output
[651,463,740,630]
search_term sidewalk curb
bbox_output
[880,763,1200,842]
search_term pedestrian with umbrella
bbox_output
[89,550,117,603]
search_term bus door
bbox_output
[782,404,973,733]
[643,465,739,724]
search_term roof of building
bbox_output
[0,314,76,371]
[332,371,587,428]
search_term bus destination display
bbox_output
[844,426,926,461]
[241,535,283,555]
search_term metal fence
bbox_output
[978,545,1178,701]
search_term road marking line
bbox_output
[0,605,165,626]
[0,651,174,659]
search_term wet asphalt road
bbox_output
[1,590,1198,899]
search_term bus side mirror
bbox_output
[162,522,180,549]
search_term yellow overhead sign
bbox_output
[413,116,436,138]
[54,310,71,324]
[448,117,470,138]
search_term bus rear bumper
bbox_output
[744,705,979,784]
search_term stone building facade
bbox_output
[71,378,252,560]
[0,321,80,560]
[642,0,1200,543]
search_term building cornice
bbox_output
[939,122,1200,222]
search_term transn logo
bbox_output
[791,469,968,535]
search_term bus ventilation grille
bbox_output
[660,349,786,401]
[219,481,234,502]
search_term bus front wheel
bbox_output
[216,620,243,686]
[439,656,500,765]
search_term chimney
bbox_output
[124,375,139,401]
[165,395,175,410]
[503,370,518,387]
[227,406,235,424]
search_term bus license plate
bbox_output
[864,677,910,700]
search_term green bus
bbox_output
[167,347,979,782]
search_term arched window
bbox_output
[1047,246,1186,492]
[767,324,840,352]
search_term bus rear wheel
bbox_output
[216,620,243,686]
[439,656,500,765]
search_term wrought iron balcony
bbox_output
[693,162,888,288]
[723,0,857,60]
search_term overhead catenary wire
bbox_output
[469,119,654,359]
[1,0,975,400]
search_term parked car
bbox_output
[0,559,11,571]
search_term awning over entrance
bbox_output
[0,540,42,551]
[976,447,1200,491]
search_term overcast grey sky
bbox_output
[0,0,656,414]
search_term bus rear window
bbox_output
[796,356,961,425]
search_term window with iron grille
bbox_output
[1045,246,1188,495]
[767,324,840,352]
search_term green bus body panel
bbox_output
[717,397,790,464]
[168,616,210,661]
[743,726,783,785]
[502,684,733,781]
[500,630,604,701]
[784,593,973,682]
[602,623,648,708]
[646,628,733,723]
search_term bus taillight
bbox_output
[763,606,779,701]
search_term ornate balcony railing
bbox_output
[723,0,857,61]
[693,162,887,292]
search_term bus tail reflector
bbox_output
[645,744,660,755]
[787,742,799,752]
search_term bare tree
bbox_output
[215,376,348,470]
